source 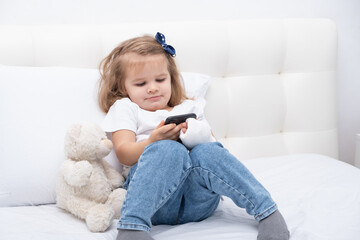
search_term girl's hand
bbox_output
[148,121,187,143]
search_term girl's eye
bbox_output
[156,78,165,82]
[135,82,145,87]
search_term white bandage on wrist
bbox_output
[180,118,215,149]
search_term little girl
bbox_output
[99,32,289,240]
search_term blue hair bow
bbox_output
[155,32,176,57]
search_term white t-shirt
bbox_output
[102,97,210,143]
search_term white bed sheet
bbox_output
[1,154,360,240]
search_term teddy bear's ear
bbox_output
[67,124,82,139]
[64,123,83,159]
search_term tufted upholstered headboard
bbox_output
[0,19,338,161]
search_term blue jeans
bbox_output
[118,140,277,232]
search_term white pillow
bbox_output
[181,72,210,99]
[0,65,210,207]
[0,66,104,207]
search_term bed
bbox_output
[1,19,360,240]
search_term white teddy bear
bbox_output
[56,122,127,232]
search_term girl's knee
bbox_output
[190,142,223,157]
[147,140,187,155]
[189,142,224,166]
[143,140,190,166]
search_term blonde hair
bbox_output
[98,35,187,113]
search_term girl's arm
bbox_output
[112,121,186,166]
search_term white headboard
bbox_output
[0,19,338,161]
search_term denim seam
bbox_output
[117,222,150,232]
[193,166,256,209]
[254,203,277,221]
[154,168,192,211]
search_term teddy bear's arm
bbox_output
[61,159,93,187]
[101,160,125,188]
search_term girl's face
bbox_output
[124,54,172,112]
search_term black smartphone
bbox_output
[164,113,197,125]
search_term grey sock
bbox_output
[116,229,154,240]
[257,210,289,240]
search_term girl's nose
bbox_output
[147,84,158,94]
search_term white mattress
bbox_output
[1,154,360,240]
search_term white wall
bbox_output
[1,0,359,165]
